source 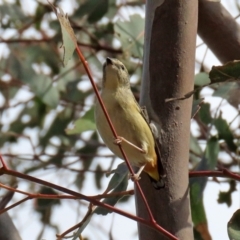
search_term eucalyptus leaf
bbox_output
[191,98,204,119]
[94,172,128,215]
[198,103,212,125]
[105,162,128,193]
[32,75,60,108]
[66,107,96,134]
[218,180,236,207]
[75,0,108,23]
[190,183,207,226]
[214,116,237,151]
[195,72,210,86]
[205,136,219,169]
[49,1,77,66]
[213,82,240,109]
[190,134,202,156]
[209,60,240,83]
[228,209,240,240]
[115,14,144,58]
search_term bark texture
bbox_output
[198,0,240,63]
[136,0,197,239]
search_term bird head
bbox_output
[102,57,130,90]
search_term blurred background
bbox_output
[0,0,240,239]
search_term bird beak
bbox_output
[103,57,113,71]
[106,57,113,65]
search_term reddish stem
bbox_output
[190,169,240,181]
[0,196,31,215]
[0,155,177,240]
[75,47,155,222]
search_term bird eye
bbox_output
[120,65,124,70]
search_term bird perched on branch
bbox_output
[95,57,166,189]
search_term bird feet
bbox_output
[113,136,123,145]
[113,136,146,154]
[128,164,146,182]
[129,173,141,182]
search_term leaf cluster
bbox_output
[1,1,240,239]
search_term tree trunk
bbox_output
[136,0,197,239]
[198,0,240,64]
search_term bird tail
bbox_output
[150,176,165,189]
[152,133,166,189]
[140,107,166,189]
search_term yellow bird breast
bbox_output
[95,88,157,169]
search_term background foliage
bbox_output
[0,0,240,239]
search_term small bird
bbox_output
[95,57,166,189]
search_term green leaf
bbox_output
[218,191,232,207]
[218,180,236,207]
[209,60,240,84]
[2,98,48,147]
[40,108,73,147]
[0,81,18,100]
[228,209,240,240]
[75,0,95,17]
[213,82,235,98]
[75,0,108,23]
[33,75,60,108]
[88,0,108,23]
[61,79,89,103]
[213,82,240,109]
[213,116,237,151]
[193,228,204,240]
[190,183,207,225]
[104,0,118,19]
[25,45,60,75]
[190,134,202,156]
[105,163,128,193]
[49,2,77,66]
[198,103,212,125]
[66,107,96,134]
[189,134,202,166]
[6,52,60,108]
[205,136,219,169]
[190,178,212,240]
[191,98,204,119]
[0,3,29,28]
[94,172,128,215]
[194,72,210,86]
[7,52,34,84]
[95,164,104,189]
[115,14,144,58]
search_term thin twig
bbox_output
[74,46,156,223]
[0,154,177,240]
[56,203,94,238]
[189,168,240,181]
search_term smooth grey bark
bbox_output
[198,0,240,63]
[0,214,22,240]
[136,0,197,239]
[0,192,22,240]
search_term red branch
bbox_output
[0,155,177,240]
[74,46,177,238]
[0,38,122,54]
[190,168,240,181]
[74,47,157,221]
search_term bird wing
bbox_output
[140,106,166,179]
